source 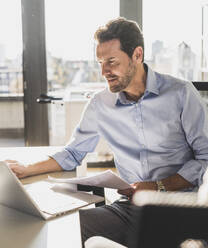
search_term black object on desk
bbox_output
[87,159,115,168]
[77,185,105,207]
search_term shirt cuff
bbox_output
[50,149,78,171]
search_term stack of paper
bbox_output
[48,170,131,190]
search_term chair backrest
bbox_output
[192,81,208,91]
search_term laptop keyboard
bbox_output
[25,181,88,215]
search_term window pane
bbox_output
[202,3,208,80]
[0,0,23,95]
[0,0,24,147]
[45,0,119,147]
[143,0,207,81]
[45,0,119,94]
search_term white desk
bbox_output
[0,146,91,248]
[0,204,82,248]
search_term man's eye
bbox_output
[109,61,116,65]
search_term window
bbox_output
[0,0,23,95]
[45,0,119,146]
[45,0,120,96]
[0,0,24,146]
[143,0,207,82]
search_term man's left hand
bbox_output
[117,181,157,198]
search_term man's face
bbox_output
[96,39,137,93]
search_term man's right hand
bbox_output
[5,160,29,178]
[5,157,63,179]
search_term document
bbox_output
[48,170,131,190]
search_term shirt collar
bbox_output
[115,63,159,106]
[144,63,159,96]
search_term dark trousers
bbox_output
[79,199,138,247]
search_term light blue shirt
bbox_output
[52,64,208,189]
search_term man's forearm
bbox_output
[119,173,194,197]
[26,157,63,177]
[125,174,194,196]
[161,173,193,191]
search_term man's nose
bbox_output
[101,64,111,77]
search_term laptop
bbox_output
[0,161,104,220]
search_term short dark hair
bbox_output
[94,17,144,60]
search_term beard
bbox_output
[108,61,137,93]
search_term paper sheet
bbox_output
[48,170,131,190]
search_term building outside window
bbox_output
[143,0,208,82]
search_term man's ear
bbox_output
[132,46,143,63]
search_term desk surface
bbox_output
[0,146,88,248]
[0,204,82,248]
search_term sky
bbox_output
[0,0,206,60]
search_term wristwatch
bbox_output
[156,180,166,192]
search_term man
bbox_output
[7,18,208,246]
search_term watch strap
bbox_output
[156,180,166,192]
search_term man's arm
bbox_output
[6,157,63,178]
[161,173,193,191]
[133,173,193,191]
[118,173,193,197]
[176,83,208,186]
[7,97,99,179]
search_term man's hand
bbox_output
[118,181,157,198]
[5,160,29,178]
[5,157,62,179]
[117,186,135,198]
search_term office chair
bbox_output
[192,81,208,91]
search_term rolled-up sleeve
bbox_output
[178,83,208,186]
[51,97,99,171]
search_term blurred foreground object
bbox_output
[130,190,208,248]
[85,236,127,248]
[180,239,208,248]
[198,169,208,205]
